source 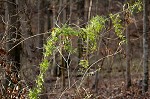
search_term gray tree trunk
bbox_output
[124,0,132,89]
[4,0,21,88]
[46,1,52,31]
[61,0,67,90]
[5,0,20,68]
[125,25,131,88]
[69,0,73,24]
[62,0,67,24]
[77,0,85,67]
[18,0,39,87]
[142,0,149,93]
[37,0,45,59]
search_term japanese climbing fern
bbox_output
[28,1,142,98]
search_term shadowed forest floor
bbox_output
[41,58,150,99]
[44,73,150,99]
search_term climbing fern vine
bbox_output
[28,0,142,98]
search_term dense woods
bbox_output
[0,0,150,99]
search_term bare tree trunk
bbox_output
[84,0,89,24]
[142,0,149,93]
[57,0,62,26]
[18,0,39,87]
[51,0,56,78]
[46,1,52,31]
[61,48,65,90]
[93,37,103,93]
[61,0,67,90]
[37,0,45,59]
[4,0,21,88]
[123,0,132,89]
[125,24,131,88]
[52,0,56,28]
[5,0,20,68]
[77,0,85,67]
[62,0,67,24]
[69,0,73,24]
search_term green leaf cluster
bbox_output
[128,0,143,13]
[29,62,48,99]
[61,25,79,36]
[79,60,89,69]
[40,59,49,73]
[51,25,78,37]
[44,38,57,57]
[29,88,39,99]
[52,25,78,53]
[109,13,126,43]
[29,25,78,99]
[82,16,106,52]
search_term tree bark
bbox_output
[123,0,132,89]
[77,0,85,67]
[46,1,52,31]
[18,0,39,87]
[37,0,45,59]
[69,0,73,24]
[62,0,67,24]
[4,0,21,88]
[125,25,131,88]
[5,0,20,69]
[142,0,149,93]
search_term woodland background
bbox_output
[0,0,150,99]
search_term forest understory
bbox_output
[0,0,150,99]
[42,62,150,99]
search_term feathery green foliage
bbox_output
[28,1,142,98]
[29,26,78,99]
[109,13,125,42]
[84,16,106,52]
